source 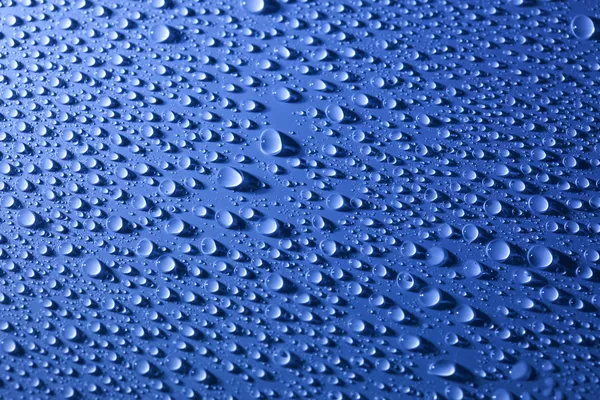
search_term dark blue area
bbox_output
[0,0,598,399]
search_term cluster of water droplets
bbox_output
[0,0,598,399]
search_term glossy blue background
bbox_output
[0,0,598,399]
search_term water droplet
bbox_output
[428,360,456,377]
[571,15,596,40]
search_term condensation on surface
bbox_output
[0,0,598,399]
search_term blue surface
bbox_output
[0,0,599,399]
